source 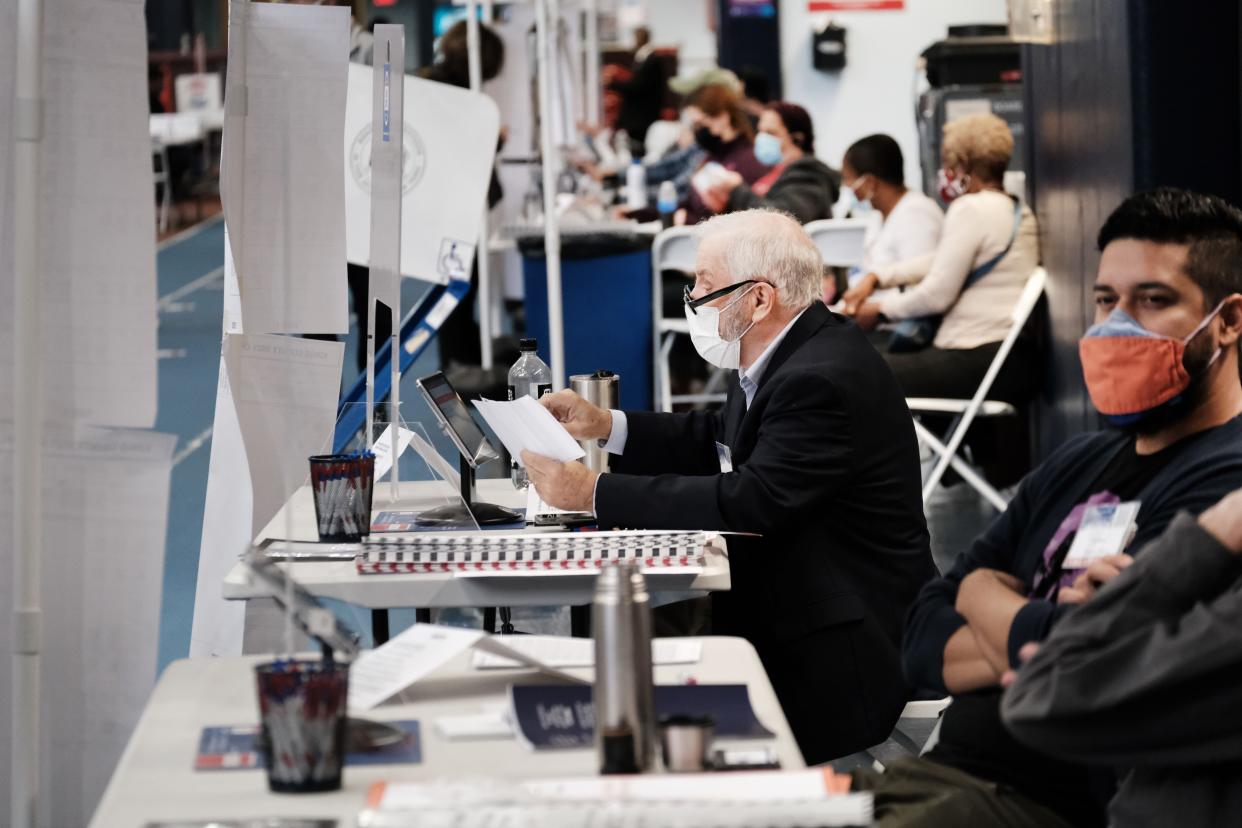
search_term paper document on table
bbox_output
[349,624,485,711]
[472,396,585,466]
[372,424,415,482]
[472,636,702,670]
[525,483,587,519]
[364,770,872,826]
[349,625,588,712]
[434,704,513,741]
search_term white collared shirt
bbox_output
[737,309,805,410]
[603,309,807,455]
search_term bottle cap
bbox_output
[519,338,537,352]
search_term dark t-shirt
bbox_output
[927,438,1191,827]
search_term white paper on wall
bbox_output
[29,0,158,428]
[221,0,350,334]
[0,0,17,815]
[191,333,343,657]
[38,427,175,827]
[343,63,500,284]
[189,355,252,658]
[0,426,175,827]
[222,222,244,334]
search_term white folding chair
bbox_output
[907,267,1047,511]
[151,138,172,234]
[652,226,730,413]
[803,217,870,268]
[852,697,951,771]
[892,697,951,757]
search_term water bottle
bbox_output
[616,131,633,167]
[507,338,553,486]
[626,159,648,210]
[656,180,678,228]
[593,562,656,774]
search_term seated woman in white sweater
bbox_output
[842,113,1040,406]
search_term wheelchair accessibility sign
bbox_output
[437,238,474,281]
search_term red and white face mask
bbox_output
[937,168,969,204]
[1078,302,1225,426]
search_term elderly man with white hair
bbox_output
[523,209,934,764]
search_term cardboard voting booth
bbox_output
[343,63,501,284]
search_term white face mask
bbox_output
[840,174,872,216]
[684,285,757,369]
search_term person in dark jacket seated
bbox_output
[1002,484,1242,828]
[700,102,840,224]
[850,188,1242,827]
[520,209,936,765]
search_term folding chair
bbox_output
[908,267,1047,511]
[846,697,951,772]
[651,226,730,413]
[803,217,870,268]
[152,138,172,234]
[891,697,952,757]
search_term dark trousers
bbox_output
[880,336,1039,406]
[852,757,1072,828]
[878,336,1039,488]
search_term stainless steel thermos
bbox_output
[569,370,619,474]
[592,561,656,774]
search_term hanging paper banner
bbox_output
[809,1,904,10]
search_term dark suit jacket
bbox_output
[595,303,935,763]
[609,54,668,149]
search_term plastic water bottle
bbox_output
[656,180,678,228]
[507,338,553,486]
[626,159,648,210]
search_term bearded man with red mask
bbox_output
[848,188,1242,827]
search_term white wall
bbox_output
[644,0,718,74]
[780,0,1007,188]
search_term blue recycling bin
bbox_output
[521,234,654,412]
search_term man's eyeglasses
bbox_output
[683,280,763,315]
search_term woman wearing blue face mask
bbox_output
[699,102,840,225]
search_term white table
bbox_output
[90,637,802,827]
[149,112,207,146]
[224,478,731,639]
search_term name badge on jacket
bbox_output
[1063,500,1140,569]
[715,441,734,474]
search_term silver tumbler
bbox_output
[570,370,619,473]
[592,561,656,774]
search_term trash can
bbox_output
[519,231,654,411]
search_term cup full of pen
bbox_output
[309,453,375,543]
[253,659,350,793]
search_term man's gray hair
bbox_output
[697,209,824,310]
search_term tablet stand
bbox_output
[414,454,523,526]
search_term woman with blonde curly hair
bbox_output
[842,113,1040,408]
